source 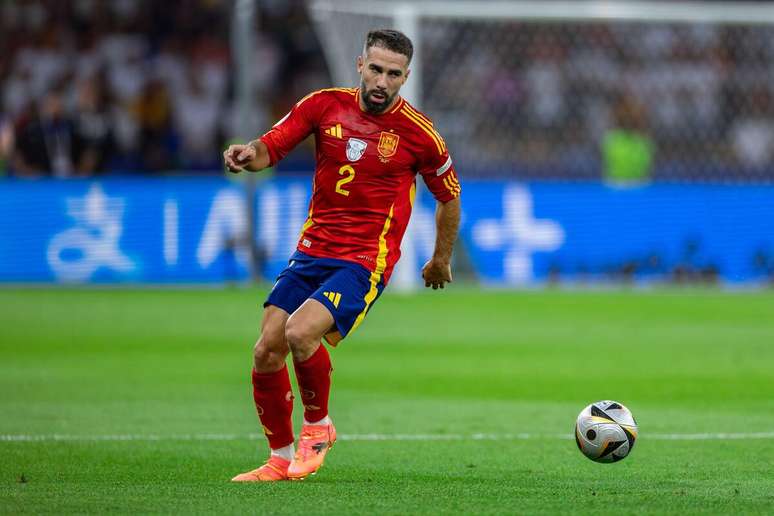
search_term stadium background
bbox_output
[1,1,773,514]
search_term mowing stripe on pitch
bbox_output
[2,432,774,442]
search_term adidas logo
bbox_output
[323,291,341,308]
[324,124,343,138]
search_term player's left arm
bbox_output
[418,143,462,289]
[422,197,461,289]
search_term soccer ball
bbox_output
[575,400,638,463]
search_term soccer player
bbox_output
[225,29,461,482]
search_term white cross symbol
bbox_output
[472,186,565,284]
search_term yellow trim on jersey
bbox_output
[400,107,445,155]
[401,106,444,148]
[443,178,460,195]
[389,97,405,114]
[443,175,461,197]
[409,181,416,207]
[447,171,460,188]
[403,104,433,127]
[300,207,314,237]
[402,105,446,152]
[374,204,394,279]
[299,179,315,238]
[351,204,394,332]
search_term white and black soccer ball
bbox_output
[575,400,638,463]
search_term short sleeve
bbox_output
[259,92,322,166]
[418,143,461,203]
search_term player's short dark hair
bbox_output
[365,29,413,63]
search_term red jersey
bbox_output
[260,87,461,286]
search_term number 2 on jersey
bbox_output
[335,165,355,196]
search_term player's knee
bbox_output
[253,336,287,372]
[284,323,303,349]
[284,320,313,351]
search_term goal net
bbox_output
[308,1,774,182]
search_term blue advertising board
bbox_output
[0,177,772,285]
[449,182,774,284]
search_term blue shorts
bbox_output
[265,251,385,339]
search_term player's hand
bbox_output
[223,143,256,173]
[422,258,452,290]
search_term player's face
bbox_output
[357,45,410,114]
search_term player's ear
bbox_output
[404,67,411,83]
[356,54,364,73]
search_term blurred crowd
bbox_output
[0,0,329,177]
[424,21,774,180]
[2,1,774,181]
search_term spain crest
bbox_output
[377,131,400,158]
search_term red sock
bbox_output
[251,366,295,449]
[293,344,332,423]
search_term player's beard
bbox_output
[360,82,395,114]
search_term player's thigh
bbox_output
[260,260,317,353]
[285,298,336,346]
[264,259,318,322]
[258,305,290,350]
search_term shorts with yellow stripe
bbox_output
[265,251,385,338]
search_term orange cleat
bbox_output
[287,421,337,480]
[231,456,290,482]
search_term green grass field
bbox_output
[1,287,773,514]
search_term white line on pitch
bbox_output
[2,432,774,443]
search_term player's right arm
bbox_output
[223,91,322,174]
[223,139,271,173]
